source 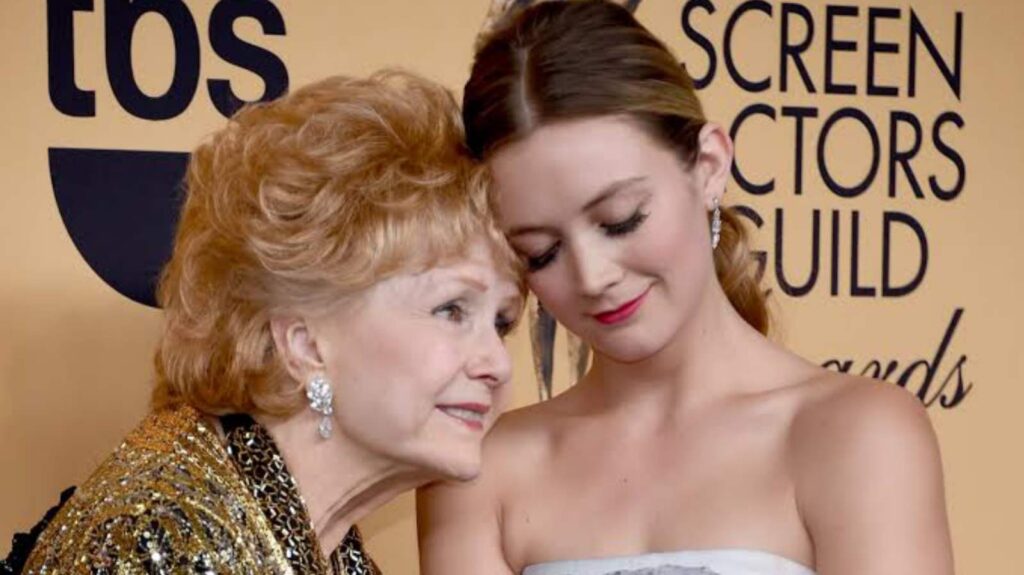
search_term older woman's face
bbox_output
[310,239,522,480]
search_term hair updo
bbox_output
[154,71,522,416]
[463,0,769,334]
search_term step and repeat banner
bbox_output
[1,1,1020,572]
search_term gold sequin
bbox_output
[222,413,379,574]
[23,406,380,574]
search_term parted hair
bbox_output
[153,71,522,416]
[464,0,769,334]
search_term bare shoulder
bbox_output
[785,372,953,572]
[477,393,572,483]
[416,398,566,575]
[788,371,938,463]
[418,396,563,505]
[489,382,589,453]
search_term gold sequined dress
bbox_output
[22,405,381,574]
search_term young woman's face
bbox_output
[489,116,726,362]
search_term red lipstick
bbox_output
[593,287,650,325]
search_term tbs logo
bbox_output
[47,0,645,307]
[47,0,288,307]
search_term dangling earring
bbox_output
[711,197,722,250]
[306,374,334,439]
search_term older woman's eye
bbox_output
[601,209,649,237]
[433,301,466,323]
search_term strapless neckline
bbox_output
[522,548,816,575]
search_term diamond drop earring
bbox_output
[306,374,334,439]
[711,197,722,250]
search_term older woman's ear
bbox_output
[270,315,324,385]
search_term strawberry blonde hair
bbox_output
[154,71,522,416]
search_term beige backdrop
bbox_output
[2,1,1021,573]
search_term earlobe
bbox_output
[696,122,734,209]
[270,315,324,384]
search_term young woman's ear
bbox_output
[695,122,734,209]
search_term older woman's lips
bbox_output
[437,403,490,431]
[593,287,651,325]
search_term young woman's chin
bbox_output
[588,328,675,365]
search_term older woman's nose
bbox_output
[467,329,513,389]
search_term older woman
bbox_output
[18,70,524,573]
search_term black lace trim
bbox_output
[220,413,380,574]
[0,486,76,575]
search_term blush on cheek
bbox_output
[640,208,711,273]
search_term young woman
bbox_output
[418,2,954,574]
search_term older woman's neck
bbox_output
[256,411,435,558]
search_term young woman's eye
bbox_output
[433,301,467,323]
[602,209,649,237]
[525,242,560,272]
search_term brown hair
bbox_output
[464,0,769,334]
[154,71,522,416]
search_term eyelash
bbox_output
[434,301,466,323]
[526,245,560,272]
[602,209,649,236]
[433,301,517,338]
[525,209,649,272]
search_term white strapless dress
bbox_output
[522,549,816,575]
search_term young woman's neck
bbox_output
[257,411,434,559]
[586,280,770,415]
